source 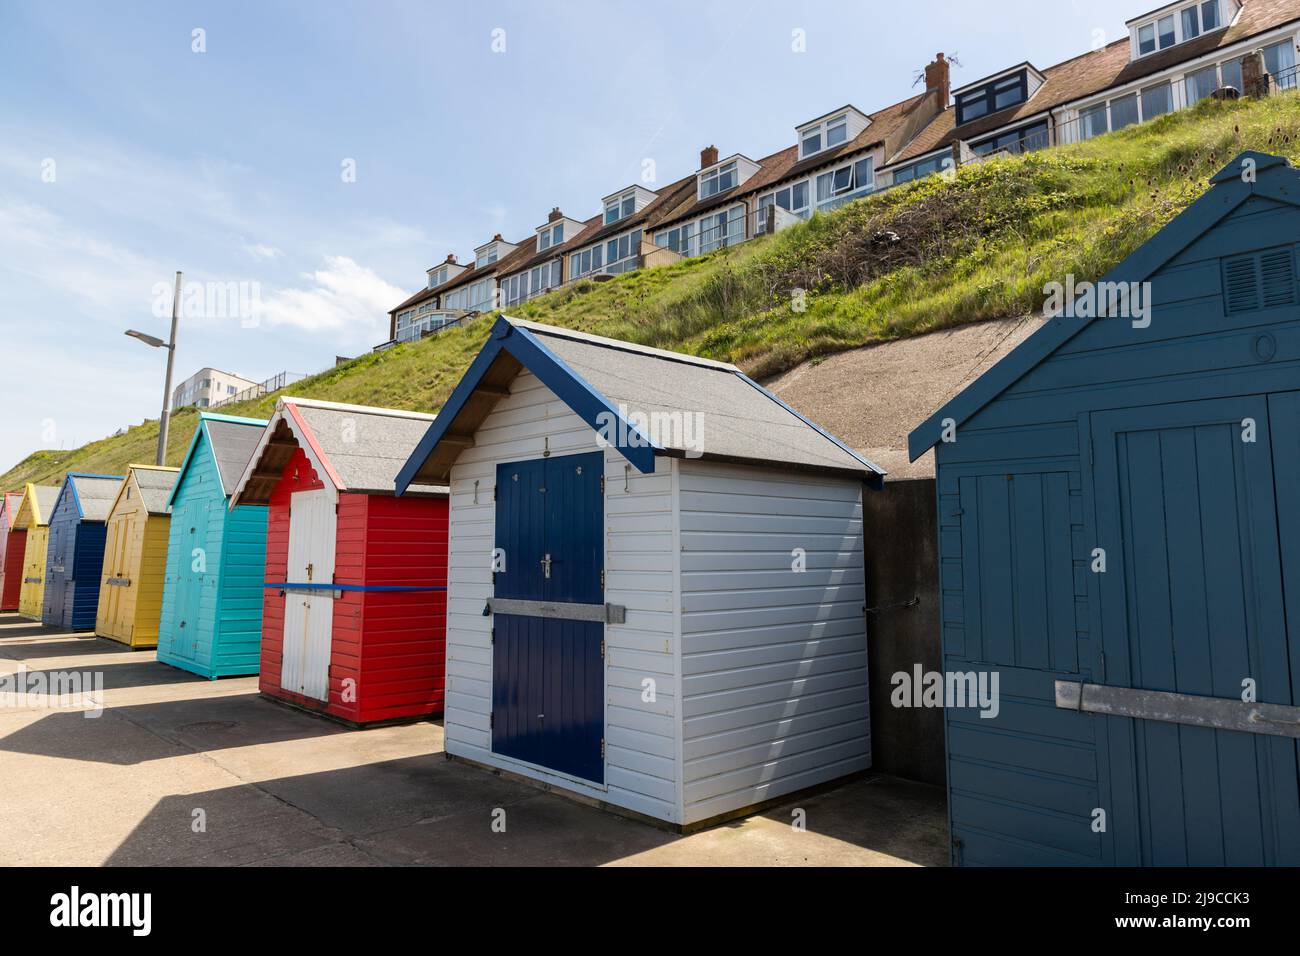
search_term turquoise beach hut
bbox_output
[157,413,268,679]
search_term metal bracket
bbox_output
[1055,680,1300,739]
[486,597,626,624]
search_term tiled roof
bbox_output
[649,93,932,230]
[389,284,440,314]
[889,0,1300,166]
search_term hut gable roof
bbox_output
[168,413,270,508]
[230,397,445,506]
[108,465,181,518]
[396,316,884,492]
[908,151,1299,461]
[56,474,126,522]
[17,482,63,527]
[0,492,22,530]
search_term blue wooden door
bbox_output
[43,518,71,626]
[171,496,205,663]
[1092,396,1300,865]
[492,452,605,783]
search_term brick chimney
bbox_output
[548,207,563,222]
[700,144,719,169]
[1241,49,1267,97]
[444,253,457,264]
[492,233,503,242]
[924,53,951,108]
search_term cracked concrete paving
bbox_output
[0,615,949,867]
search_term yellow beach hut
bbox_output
[15,483,60,620]
[96,464,180,648]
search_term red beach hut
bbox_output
[230,397,449,725]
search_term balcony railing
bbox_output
[209,370,306,409]
[395,310,470,343]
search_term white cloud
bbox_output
[243,241,283,260]
[259,255,405,340]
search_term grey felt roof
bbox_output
[69,475,125,522]
[295,404,446,494]
[31,484,60,524]
[205,419,267,496]
[519,320,882,477]
[131,467,180,515]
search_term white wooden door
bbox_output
[281,489,337,702]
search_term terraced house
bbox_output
[382,0,1300,349]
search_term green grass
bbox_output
[6,94,1300,489]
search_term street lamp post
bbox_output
[126,271,182,467]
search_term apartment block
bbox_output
[172,368,260,409]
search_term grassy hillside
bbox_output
[6,93,1300,488]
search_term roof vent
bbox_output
[1223,246,1297,315]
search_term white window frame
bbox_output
[1133,1,1224,59]
[604,190,636,226]
[698,161,738,200]
[799,112,849,159]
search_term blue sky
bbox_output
[0,0,1140,472]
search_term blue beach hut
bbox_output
[42,473,124,630]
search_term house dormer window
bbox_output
[955,71,1029,125]
[538,223,563,251]
[800,113,849,158]
[605,190,636,225]
[1132,1,1223,59]
[428,265,448,289]
[699,161,737,200]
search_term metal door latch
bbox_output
[540,553,552,579]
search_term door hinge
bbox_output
[490,625,495,645]
[493,485,498,502]
[489,712,495,729]
[600,738,606,759]
[599,639,605,658]
[600,570,605,591]
[600,475,606,494]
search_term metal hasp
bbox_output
[1056,680,1300,739]
[486,597,626,624]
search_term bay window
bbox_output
[1185,65,1219,104]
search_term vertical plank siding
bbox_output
[0,495,22,611]
[929,185,1300,865]
[18,526,49,620]
[2,526,26,611]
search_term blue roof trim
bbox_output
[508,322,659,466]
[733,372,885,489]
[54,472,121,520]
[53,476,80,520]
[395,317,658,495]
[908,152,1296,462]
